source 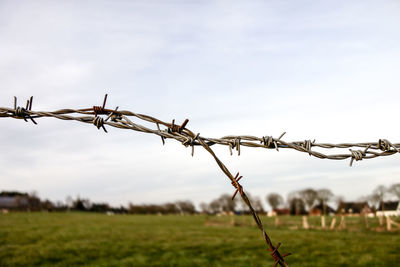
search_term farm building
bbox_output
[336,202,371,215]
[0,191,39,211]
[376,201,400,217]
[0,195,29,210]
[267,208,290,217]
[309,203,335,216]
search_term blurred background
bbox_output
[1,0,399,212]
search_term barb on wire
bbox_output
[2,94,400,266]
[269,243,291,267]
[231,172,243,200]
[168,118,189,133]
[12,96,37,124]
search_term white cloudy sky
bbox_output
[1,0,399,209]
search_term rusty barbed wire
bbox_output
[2,94,400,266]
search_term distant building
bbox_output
[267,208,290,217]
[0,191,33,211]
[376,201,400,217]
[337,202,371,215]
[309,203,335,216]
[0,196,29,210]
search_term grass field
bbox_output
[0,213,399,266]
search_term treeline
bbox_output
[128,200,195,214]
[0,191,196,214]
[1,183,398,215]
[199,193,264,215]
[199,183,400,215]
[265,183,400,215]
[0,192,127,213]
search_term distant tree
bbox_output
[252,196,265,213]
[27,192,41,211]
[266,193,284,210]
[163,203,179,214]
[41,199,54,211]
[334,195,345,209]
[367,194,380,210]
[218,194,237,213]
[90,203,110,213]
[73,197,91,211]
[288,198,306,215]
[287,191,306,215]
[316,189,334,215]
[299,188,318,211]
[54,201,65,210]
[65,195,73,210]
[0,191,28,197]
[209,199,222,214]
[199,202,210,214]
[372,185,387,211]
[175,200,196,214]
[389,183,400,200]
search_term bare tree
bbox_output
[266,193,284,210]
[316,189,334,215]
[175,200,196,214]
[299,188,318,212]
[218,193,237,213]
[209,199,222,214]
[65,195,73,210]
[334,195,345,211]
[287,191,306,215]
[389,183,400,200]
[199,202,210,214]
[163,203,179,214]
[367,194,380,210]
[252,196,265,213]
[288,198,306,215]
[372,185,387,211]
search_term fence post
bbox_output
[302,216,309,229]
[339,215,346,230]
[321,216,326,229]
[378,215,384,226]
[275,216,280,227]
[330,217,336,230]
[386,216,392,231]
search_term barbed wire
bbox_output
[2,94,400,266]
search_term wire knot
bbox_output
[261,136,274,147]
[261,132,286,151]
[105,106,122,122]
[168,119,189,134]
[229,138,241,156]
[93,105,108,115]
[378,139,399,153]
[182,133,200,157]
[93,116,107,133]
[13,96,37,124]
[268,243,291,267]
[349,149,364,166]
[231,172,243,200]
[93,94,110,116]
[15,107,26,117]
[302,139,315,156]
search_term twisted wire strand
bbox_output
[1,106,398,165]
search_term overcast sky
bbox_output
[1,0,399,209]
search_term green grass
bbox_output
[0,213,399,266]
